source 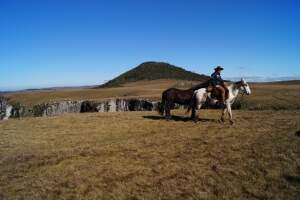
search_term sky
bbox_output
[0,0,300,90]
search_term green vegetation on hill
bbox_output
[97,61,209,88]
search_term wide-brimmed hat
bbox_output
[214,66,224,71]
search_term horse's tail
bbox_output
[157,91,166,115]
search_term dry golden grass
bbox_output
[4,80,300,110]
[0,110,299,199]
[246,83,300,110]
[4,79,179,106]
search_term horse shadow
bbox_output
[284,175,300,184]
[143,115,218,123]
[295,130,300,137]
[283,166,300,185]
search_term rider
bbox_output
[209,66,228,104]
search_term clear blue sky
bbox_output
[1,0,299,90]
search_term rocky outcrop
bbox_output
[0,98,159,120]
[80,99,159,113]
[38,100,83,117]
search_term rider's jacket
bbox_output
[211,72,224,86]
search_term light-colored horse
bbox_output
[192,79,251,124]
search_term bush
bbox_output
[232,97,249,110]
[33,104,47,117]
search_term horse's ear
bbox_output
[241,78,244,83]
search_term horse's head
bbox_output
[237,78,251,95]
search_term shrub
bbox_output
[232,97,249,110]
[33,104,47,117]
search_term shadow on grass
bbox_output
[284,167,300,185]
[284,175,300,185]
[143,115,218,123]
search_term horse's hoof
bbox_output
[166,116,171,121]
[230,120,234,125]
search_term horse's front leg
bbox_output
[191,107,196,121]
[165,102,172,120]
[191,103,202,122]
[227,103,234,125]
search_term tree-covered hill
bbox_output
[97,61,209,88]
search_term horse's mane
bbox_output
[190,80,210,91]
[190,79,233,91]
[224,80,234,85]
[234,80,243,84]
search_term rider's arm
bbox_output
[210,73,217,86]
[211,73,224,86]
[218,75,225,85]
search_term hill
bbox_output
[97,61,210,88]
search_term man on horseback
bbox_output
[208,66,228,105]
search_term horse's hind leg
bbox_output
[190,95,198,121]
[220,107,227,123]
[191,107,196,121]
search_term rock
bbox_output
[41,101,82,117]
[116,99,129,112]
[0,96,11,120]
[80,101,98,112]
[11,105,32,118]
[3,105,12,120]
[128,99,154,111]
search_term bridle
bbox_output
[238,82,249,95]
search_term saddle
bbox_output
[207,84,229,101]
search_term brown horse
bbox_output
[157,80,212,120]
[157,88,196,119]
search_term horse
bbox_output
[157,88,197,119]
[188,79,251,124]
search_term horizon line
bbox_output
[1,76,300,93]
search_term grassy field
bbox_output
[0,110,299,199]
[4,80,300,110]
[245,83,300,110]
